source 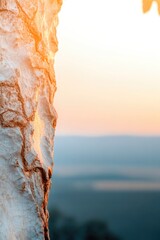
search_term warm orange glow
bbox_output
[33,91,44,163]
[143,0,160,14]
[55,0,160,136]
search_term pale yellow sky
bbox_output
[54,0,160,135]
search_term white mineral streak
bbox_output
[0,0,62,239]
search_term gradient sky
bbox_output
[54,0,160,136]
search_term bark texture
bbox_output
[0,0,62,239]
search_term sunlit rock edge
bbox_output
[0,0,62,239]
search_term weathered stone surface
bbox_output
[0,0,62,239]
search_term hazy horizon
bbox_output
[50,134,160,240]
[55,134,160,137]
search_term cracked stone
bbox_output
[0,0,62,239]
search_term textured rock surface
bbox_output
[0,0,62,239]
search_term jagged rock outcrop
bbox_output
[0,1,62,239]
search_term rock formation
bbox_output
[0,0,62,239]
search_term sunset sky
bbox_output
[54,0,160,136]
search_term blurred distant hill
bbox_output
[49,208,120,240]
[48,136,160,240]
